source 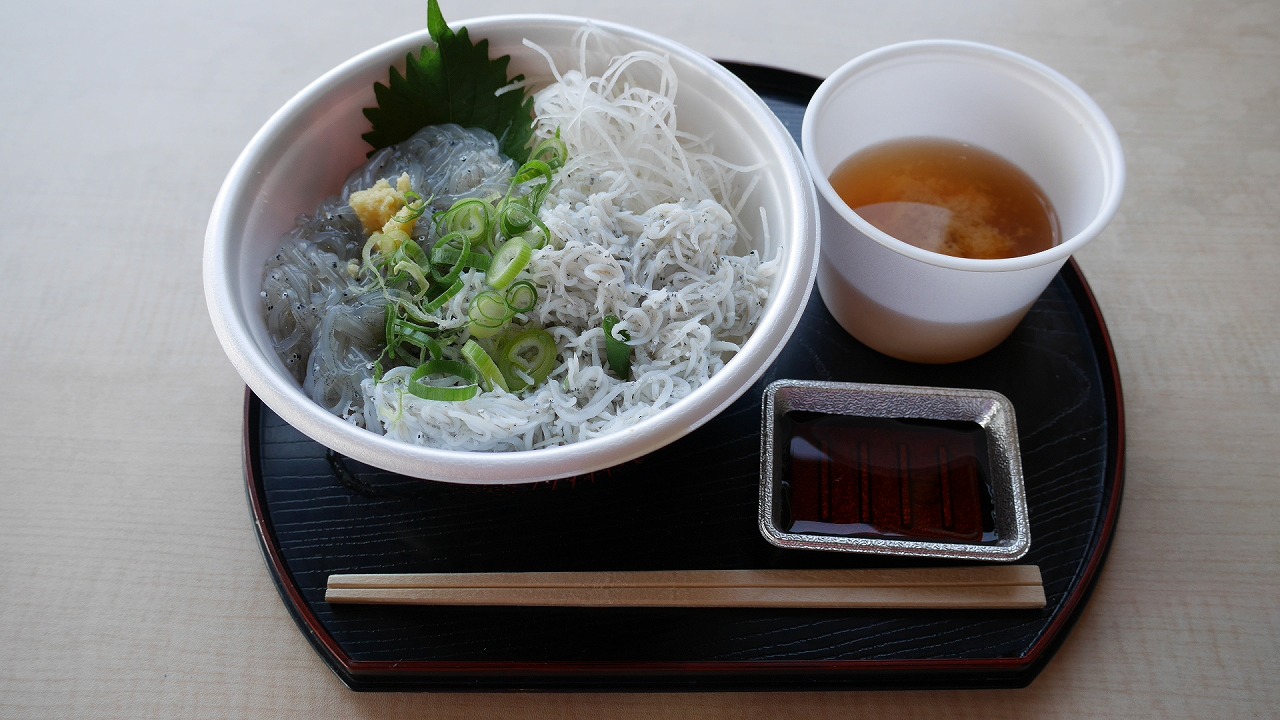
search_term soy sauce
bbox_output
[780,412,997,543]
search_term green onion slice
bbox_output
[397,238,429,266]
[391,260,432,298]
[420,277,463,313]
[438,198,493,249]
[407,359,480,402]
[361,235,381,275]
[496,326,557,391]
[512,159,554,208]
[391,190,428,224]
[384,239,430,292]
[395,320,443,358]
[384,306,443,365]
[486,236,532,290]
[513,158,554,187]
[530,134,568,171]
[430,245,492,272]
[494,199,551,249]
[430,230,471,287]
[467,290,510,339]
[603,314,632,378]
[363,232,412,286]
[518,225,550,250]
[461,339,509,393]
[384,289,439,325]
[383,303,402,350]
[504,280,538,314]
[497,201,535,237]
[394,319,437,349]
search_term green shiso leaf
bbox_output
[362,0,535,163]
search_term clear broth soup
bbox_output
[830,137,1060,260]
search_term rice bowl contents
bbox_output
[260,26,780,452]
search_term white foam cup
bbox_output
[802,40,1125,363]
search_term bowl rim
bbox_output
[204,13,820,484]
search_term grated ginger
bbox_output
[348,172,419,236]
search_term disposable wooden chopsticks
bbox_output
[325,566,1044,610]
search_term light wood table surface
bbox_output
[2,0,1276,717]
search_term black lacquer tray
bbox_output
[243,63,1124,691]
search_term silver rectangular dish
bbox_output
[759,380,1031,561]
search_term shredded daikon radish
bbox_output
[367,27,780,448]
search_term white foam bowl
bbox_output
[204,15,819,484]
